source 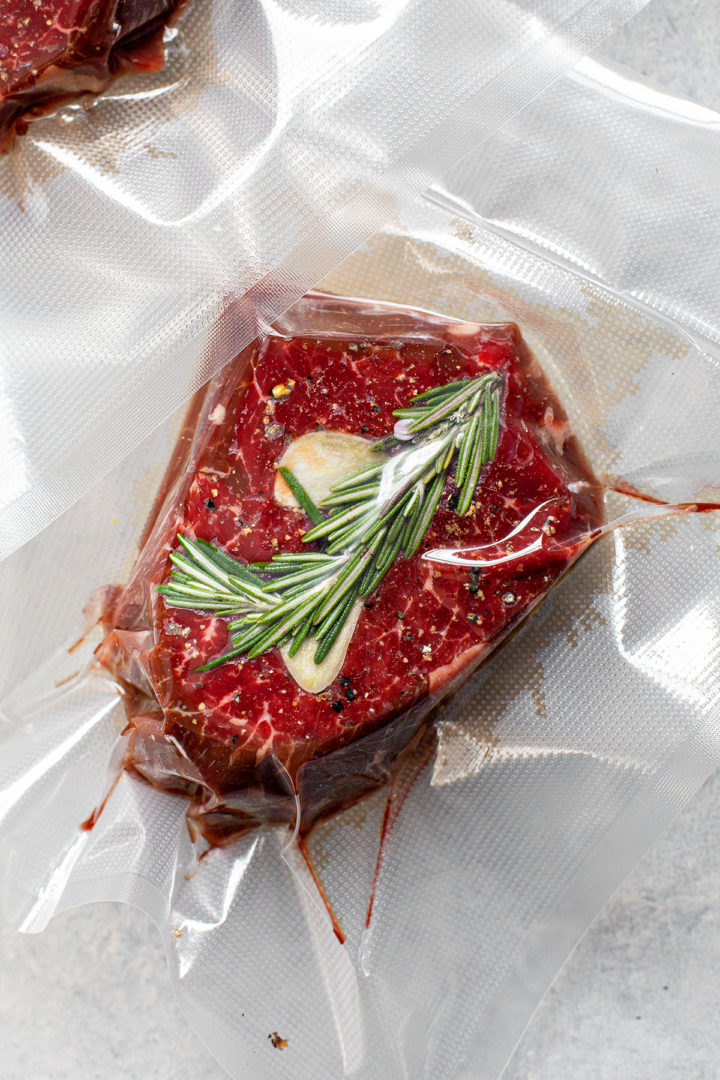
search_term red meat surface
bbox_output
[104,293,603,839]
[0,0,185,148]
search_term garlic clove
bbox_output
[280,601,364,694]
[274,430,382,509]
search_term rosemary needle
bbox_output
[278,467,324,526]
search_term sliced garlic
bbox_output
[280,601,364,694]
[273,430,384,692]
[274,430,382,509]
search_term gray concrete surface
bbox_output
[2,1,719,1077]
[1,773,718,1080]
[600,0,720,111]
[504,770,720,1080]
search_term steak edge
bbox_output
[0,0,185,148]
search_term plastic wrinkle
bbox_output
[423,497,560,567]
[424,493,720,569]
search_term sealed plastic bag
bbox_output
[97,289,603,849]
[2,54,720,1080]
[0,0,653,559]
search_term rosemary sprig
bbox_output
[158,371,503,670]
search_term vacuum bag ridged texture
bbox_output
[0,0,651,558]
[1,56,719,1080]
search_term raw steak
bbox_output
[0,0,185,148]
[102,292,603,839]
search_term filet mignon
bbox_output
[102,292,603,840]
[0,0,185,148]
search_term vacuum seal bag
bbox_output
[2,55,720,1080]
[97,288,604,851]
[0,0,652,559]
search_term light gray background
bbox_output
[2,2,719,1077]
